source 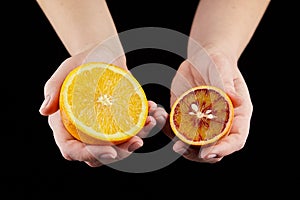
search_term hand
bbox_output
[39,44,168,167]
[47,101,164,167]
[168,48,253,163]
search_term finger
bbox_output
[197,74,252,160]
[173,140,201,161]
[199,130,247,159]
[199,76,252,159]
[49,111,117,166]
[39,57,83,116]
[137,116,156,138]
[225,71,253,115]
[86,138,150,166]
[152,106,168,129]
[161,115,175,139]
[229,91,252,140]
[48,111,77,145]
[173,140,191,155]
[231,75,253,114]
[148,100,157,115]
[152,106,168,120]
[39,80,60,116]
[172,140,203,162]
[84,161,103,168]
[85,144,118,166]
[173,140,222,163]
[198,112,251,160]
[113,136,144,160]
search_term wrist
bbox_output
[188,40,238,69]
[81,37,127,70]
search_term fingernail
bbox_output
[175,148,190,155]
[207,154,217,159]
[99,154,116,160]
[39,95,50,113]
[128,141,143,152]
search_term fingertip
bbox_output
[128,140,143,152]
[136,117,156,138]
[173,140,188,152]
[39,95,51,115]
[145,116,157,130]
[39,94,60,116]
[118,136,143,152]
[225,88,243,107]
[148,100,157,113]
[206,154,217,159]
[156,107,168,116]
[199,142,225,160]
[86,145,118,160]
[153,107,168,124]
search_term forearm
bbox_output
[36,0,120,56]
[189,0,270,60]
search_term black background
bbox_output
[1,0,296,198]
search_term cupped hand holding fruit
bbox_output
[39,46,168,167]
[169,49,253,163]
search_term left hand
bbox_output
[167,49,253,163]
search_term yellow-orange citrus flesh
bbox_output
[170,85,234,146]
[59,62,148,145]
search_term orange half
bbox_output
[59,62,148,145]
[170,85,234,146]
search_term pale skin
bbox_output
[37,0,167,167]
[171,0,270,163]
[37,0,270,166]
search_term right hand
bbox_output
[167,48,253,164]
[39,45,168,167]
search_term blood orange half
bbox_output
[170,85,234,146]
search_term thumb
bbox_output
[39,58,80,116]
[39,77,61,116]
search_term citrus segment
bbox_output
[59,62,148,145]
[170,85,234,146]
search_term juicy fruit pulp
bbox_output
[59,62,148,145]
[170,86,234,146]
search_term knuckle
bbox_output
[61,152,73,161]
[236,140,246,150]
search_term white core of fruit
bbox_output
[189,103,215,119]
[97,94,113,106]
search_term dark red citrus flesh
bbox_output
[172,88,231,143]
